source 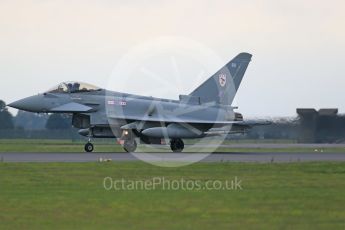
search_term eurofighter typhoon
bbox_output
[9,53,268,152]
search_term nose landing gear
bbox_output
[170,138,184,153]
[84,136,94,152]
[84,142,94,152]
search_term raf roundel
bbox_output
[219,73,227,87]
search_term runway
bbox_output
[1,152,345,163]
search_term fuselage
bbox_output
[9,88,235,139]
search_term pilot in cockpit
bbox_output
[67,83,73,92]
[47,82,100,94]
[72,83,80,92]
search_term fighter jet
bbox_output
[9,52,269,153]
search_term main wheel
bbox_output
[170,138,184,153]
[84,143,94,152]
[123,140,137,153]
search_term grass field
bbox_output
[1,139,345,153]
[0,139,124,153]
[1,162,345,229]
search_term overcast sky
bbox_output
[0,0,344,117]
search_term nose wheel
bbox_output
[84,142,94,152]
[170,138,184,153]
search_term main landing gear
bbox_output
[121,130,137,153]
[123,139,137,153]
[170,138,184,153]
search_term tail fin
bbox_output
[189,52,252,105]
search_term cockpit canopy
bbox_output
[47,82,101,94]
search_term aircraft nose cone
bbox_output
[7,99,26,110]
[7,95,45,112]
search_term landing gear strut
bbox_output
[170,138,184,153]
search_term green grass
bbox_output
[1,139,345,153]
[216,147,345,153]
[0,139,124,152]
[0,162,345,229]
